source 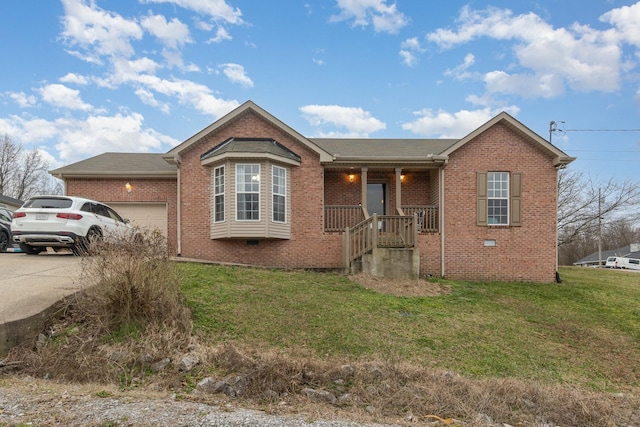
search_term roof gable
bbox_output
[166,100,333,163]
[441,111,575,167]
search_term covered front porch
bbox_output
[322,165,443,276]
[323,166,442,233]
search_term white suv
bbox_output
[11,195,131,256]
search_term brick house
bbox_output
[51,100,574,282]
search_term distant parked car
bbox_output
[0,207,14,253]
[605,256,623,269]
[605,256,640,271]
[11,195,131,256]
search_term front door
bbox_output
[367,183,386,216]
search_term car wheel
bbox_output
[19,243,44,255]
[0,231,8,253]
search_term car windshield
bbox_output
[23,198,73,209]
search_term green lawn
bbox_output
[179,264,640,392]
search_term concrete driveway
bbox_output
[1,251,83,356]
[1,252,83,323]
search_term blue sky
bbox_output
[1,0,639,182]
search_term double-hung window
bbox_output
[477,171,522,227]
[272,166,286,223]
[214,166,225,222]
[236,164,260,220]
[487,172,509,225]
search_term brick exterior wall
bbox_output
[64,178,178,252]
[442,123,559,283]
[177,110,343,269]
[324,169,433,212]
[62,111,560,282]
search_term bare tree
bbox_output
[558,168,640,264]
[0,134,20,195]
[0,134,60,200]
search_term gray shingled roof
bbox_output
[573,244,640,265]
[310,138,458,160]
[201,138,301,162]
[0,194,23,208]
[50,153,177,177]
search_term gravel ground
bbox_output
[0,376,404,427]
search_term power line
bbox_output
[549,120,640,143]
[567,149,640,153]
[564,128,640,132]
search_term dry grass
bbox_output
[349,273,451,297]
[4,257,640,426]
[5,229,193,385]
[166,343,640,426]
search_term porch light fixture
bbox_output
[348,174,355,183]
[125,182,132,193]
[400,174,406,183]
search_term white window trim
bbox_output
[487,171,509,225]
[214,165,225,223]
[272,165,286,223]
[236,163,261,221]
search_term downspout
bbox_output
[176,158,182,256]
[440,166,445,277]
[555,167,560,279]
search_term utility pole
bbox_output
[598,187,603,267]
[549,120,565,143]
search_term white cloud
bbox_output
[59,73,89,85]
[0,112,180,163]
[206,26,232,43]
[601,2,640,48]
[135,88,171,114]
[484,70,564,98]
[140,0,243,25]
[55,113,178,160]
[39,84,93,111]
[401,107,519,138]
[106,57,238,118]
[60,0,143,59]
[300,104,386,137]
[399,50,417,67]
[140,14,192,49]
[399,37,425,66]
[7,92,37,108]
[401,37,423,51]
[444,53,476,80]
[219,63,254,88]
[427,6,623,96]
[330,0,408,34]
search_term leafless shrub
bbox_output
[199,344,638,427]
[6,228,192,384]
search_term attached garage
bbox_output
[109,202,168,237]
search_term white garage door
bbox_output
[108,203,168,237]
